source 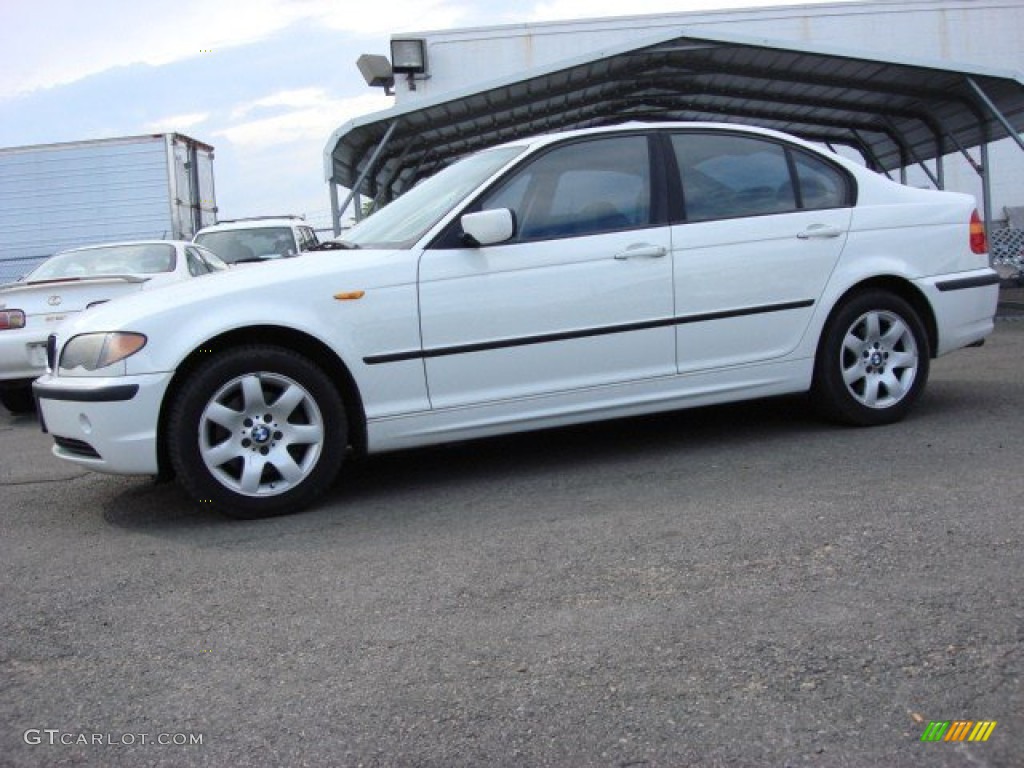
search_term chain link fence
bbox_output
[991,227,1024,272]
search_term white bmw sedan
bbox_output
[33,124,999,518]
[0,240,227,413]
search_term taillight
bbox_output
[0,309,26,330]
[969,210,987,255]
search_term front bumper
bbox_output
[33,371,174,475]
[913,268,1000,356]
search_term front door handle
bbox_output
[614,244,667,260]
[797,224,843,240]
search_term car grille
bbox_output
[53,436,101,459]
[46,334,57,372]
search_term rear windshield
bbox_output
[28,244,176,280]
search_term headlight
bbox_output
[59,332,147,377]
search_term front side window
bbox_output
[479,135,651,241]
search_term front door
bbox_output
[418,133,676,410]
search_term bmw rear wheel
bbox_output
[168,345,346,518]
[813,291,930,426]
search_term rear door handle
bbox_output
[614,244,667,260]
[797,224,843,240]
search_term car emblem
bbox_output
[48,295,62,306]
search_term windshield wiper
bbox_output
[313,240,360,251]
[230,257,271,265]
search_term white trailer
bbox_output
[0,133,217,280]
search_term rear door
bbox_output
[666,131,853,373]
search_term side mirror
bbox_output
[461,208,515,247]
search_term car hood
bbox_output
[55,247,416,336]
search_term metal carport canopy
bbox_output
[324,24,1024,233]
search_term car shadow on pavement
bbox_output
[97,393,820,534]
[335,393,826,503]
[102,477,224,530]
[99,382,978,536]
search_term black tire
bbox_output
[167,345,347,519]
[812,290,930,426]
[0,385,35,414]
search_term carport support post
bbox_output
[980,140,993,238]
[330,182,341,236]
[335,120,400,233]
[966,76,1024,239]
[947,130,993,242]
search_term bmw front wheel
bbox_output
[167,345,347,518]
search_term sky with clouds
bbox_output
[0,0,834,231]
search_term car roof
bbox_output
[481,121,863,180]
[498,121,828,151]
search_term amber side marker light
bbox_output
[969,210,988,255]
[333,291,365,301]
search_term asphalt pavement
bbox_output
[1,322,1022,767]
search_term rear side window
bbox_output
[791,151,849,210]
[670,133,851,222]
[479,135,652,241]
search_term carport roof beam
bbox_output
[965,76,1024,154]
[325,25,1024,206]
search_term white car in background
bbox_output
[0,240,227,412]
[193,216,321,264]
[33,123,999,518]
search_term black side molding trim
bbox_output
[936,273,1001,292]
[33,383,140,402]
[364,299,815,365]
[674,299,814,325]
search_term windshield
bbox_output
[28,244,175,281]
[343,146,526,249]
[195,227,297,263]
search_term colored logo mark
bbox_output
[921,720,997,742]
